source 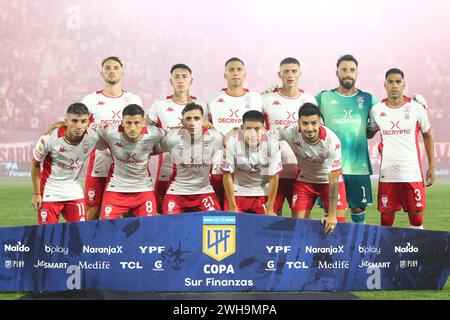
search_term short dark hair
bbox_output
[280,57,300,67]
[385,68,404,79]
[66,103,90,116]
[336,54,358,68]
[242,110,264,124]
[225,57,245,67]
[298,102,322,119]
[122,104,145,118]
[170,63,192,75]
[182,102,204,116]
[101,56,123,68]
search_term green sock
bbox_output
[351,211,366,224]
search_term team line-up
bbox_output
[30,55,435,235]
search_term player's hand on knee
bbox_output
[320,216,337,235]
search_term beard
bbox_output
[339,78,355,90]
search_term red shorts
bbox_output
[291,180,347,212]
[85,175,106,207]
[274,178,296,214]
[378,182,426,213]
[224,195,268,214]
[162,193,221,214]
[210,174,225,204]
[38,199,86,224]
[100,191,157,220]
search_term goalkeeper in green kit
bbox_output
[316,54,427,224]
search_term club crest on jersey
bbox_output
[357,96,364,109]
[202,216,236,262]
[403,105,411,119]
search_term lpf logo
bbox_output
[202,216,236,262]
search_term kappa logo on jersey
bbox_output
[330,99,339,105]
[380,112,387,117]
[58,147,65,153]
[228,109,240,118]
[114,142,123,148]
[217,98,225,103]
[202,216,236,262]
[335,143,341,151]
[98,101,105,106]
[111,110,122,119]
[390,121,400,129]
[272,100,281,106]
[166,107,175,112]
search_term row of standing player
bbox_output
[31,54,435,230]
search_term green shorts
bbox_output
[317,175,372,210]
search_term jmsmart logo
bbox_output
[202,216,236,262]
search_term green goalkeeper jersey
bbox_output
[316,89,377,175]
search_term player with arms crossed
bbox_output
[368,68,435,229]
[207,57,263,204]
[279,103,344,234]
[31,103,101,224]
[82,56,143,220]
[262,57,317,215]
[221,110,282,215]
[98,104,165,219]
[160,103,222,214]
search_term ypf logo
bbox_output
[202,216,236,261]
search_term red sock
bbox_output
[408,213,423,227]
[337,217,346,223]
[381,213,395,226]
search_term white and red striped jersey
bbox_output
[147,95,208,130]
[161,127,222,195]
[262,88,316,179]
[368,97,431,182]
[97,125,165,193]
[279,125,343,184]
[82,90,143,178]
[33,127,101,201]
[207,89,262,136]
[221,131,282,196]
